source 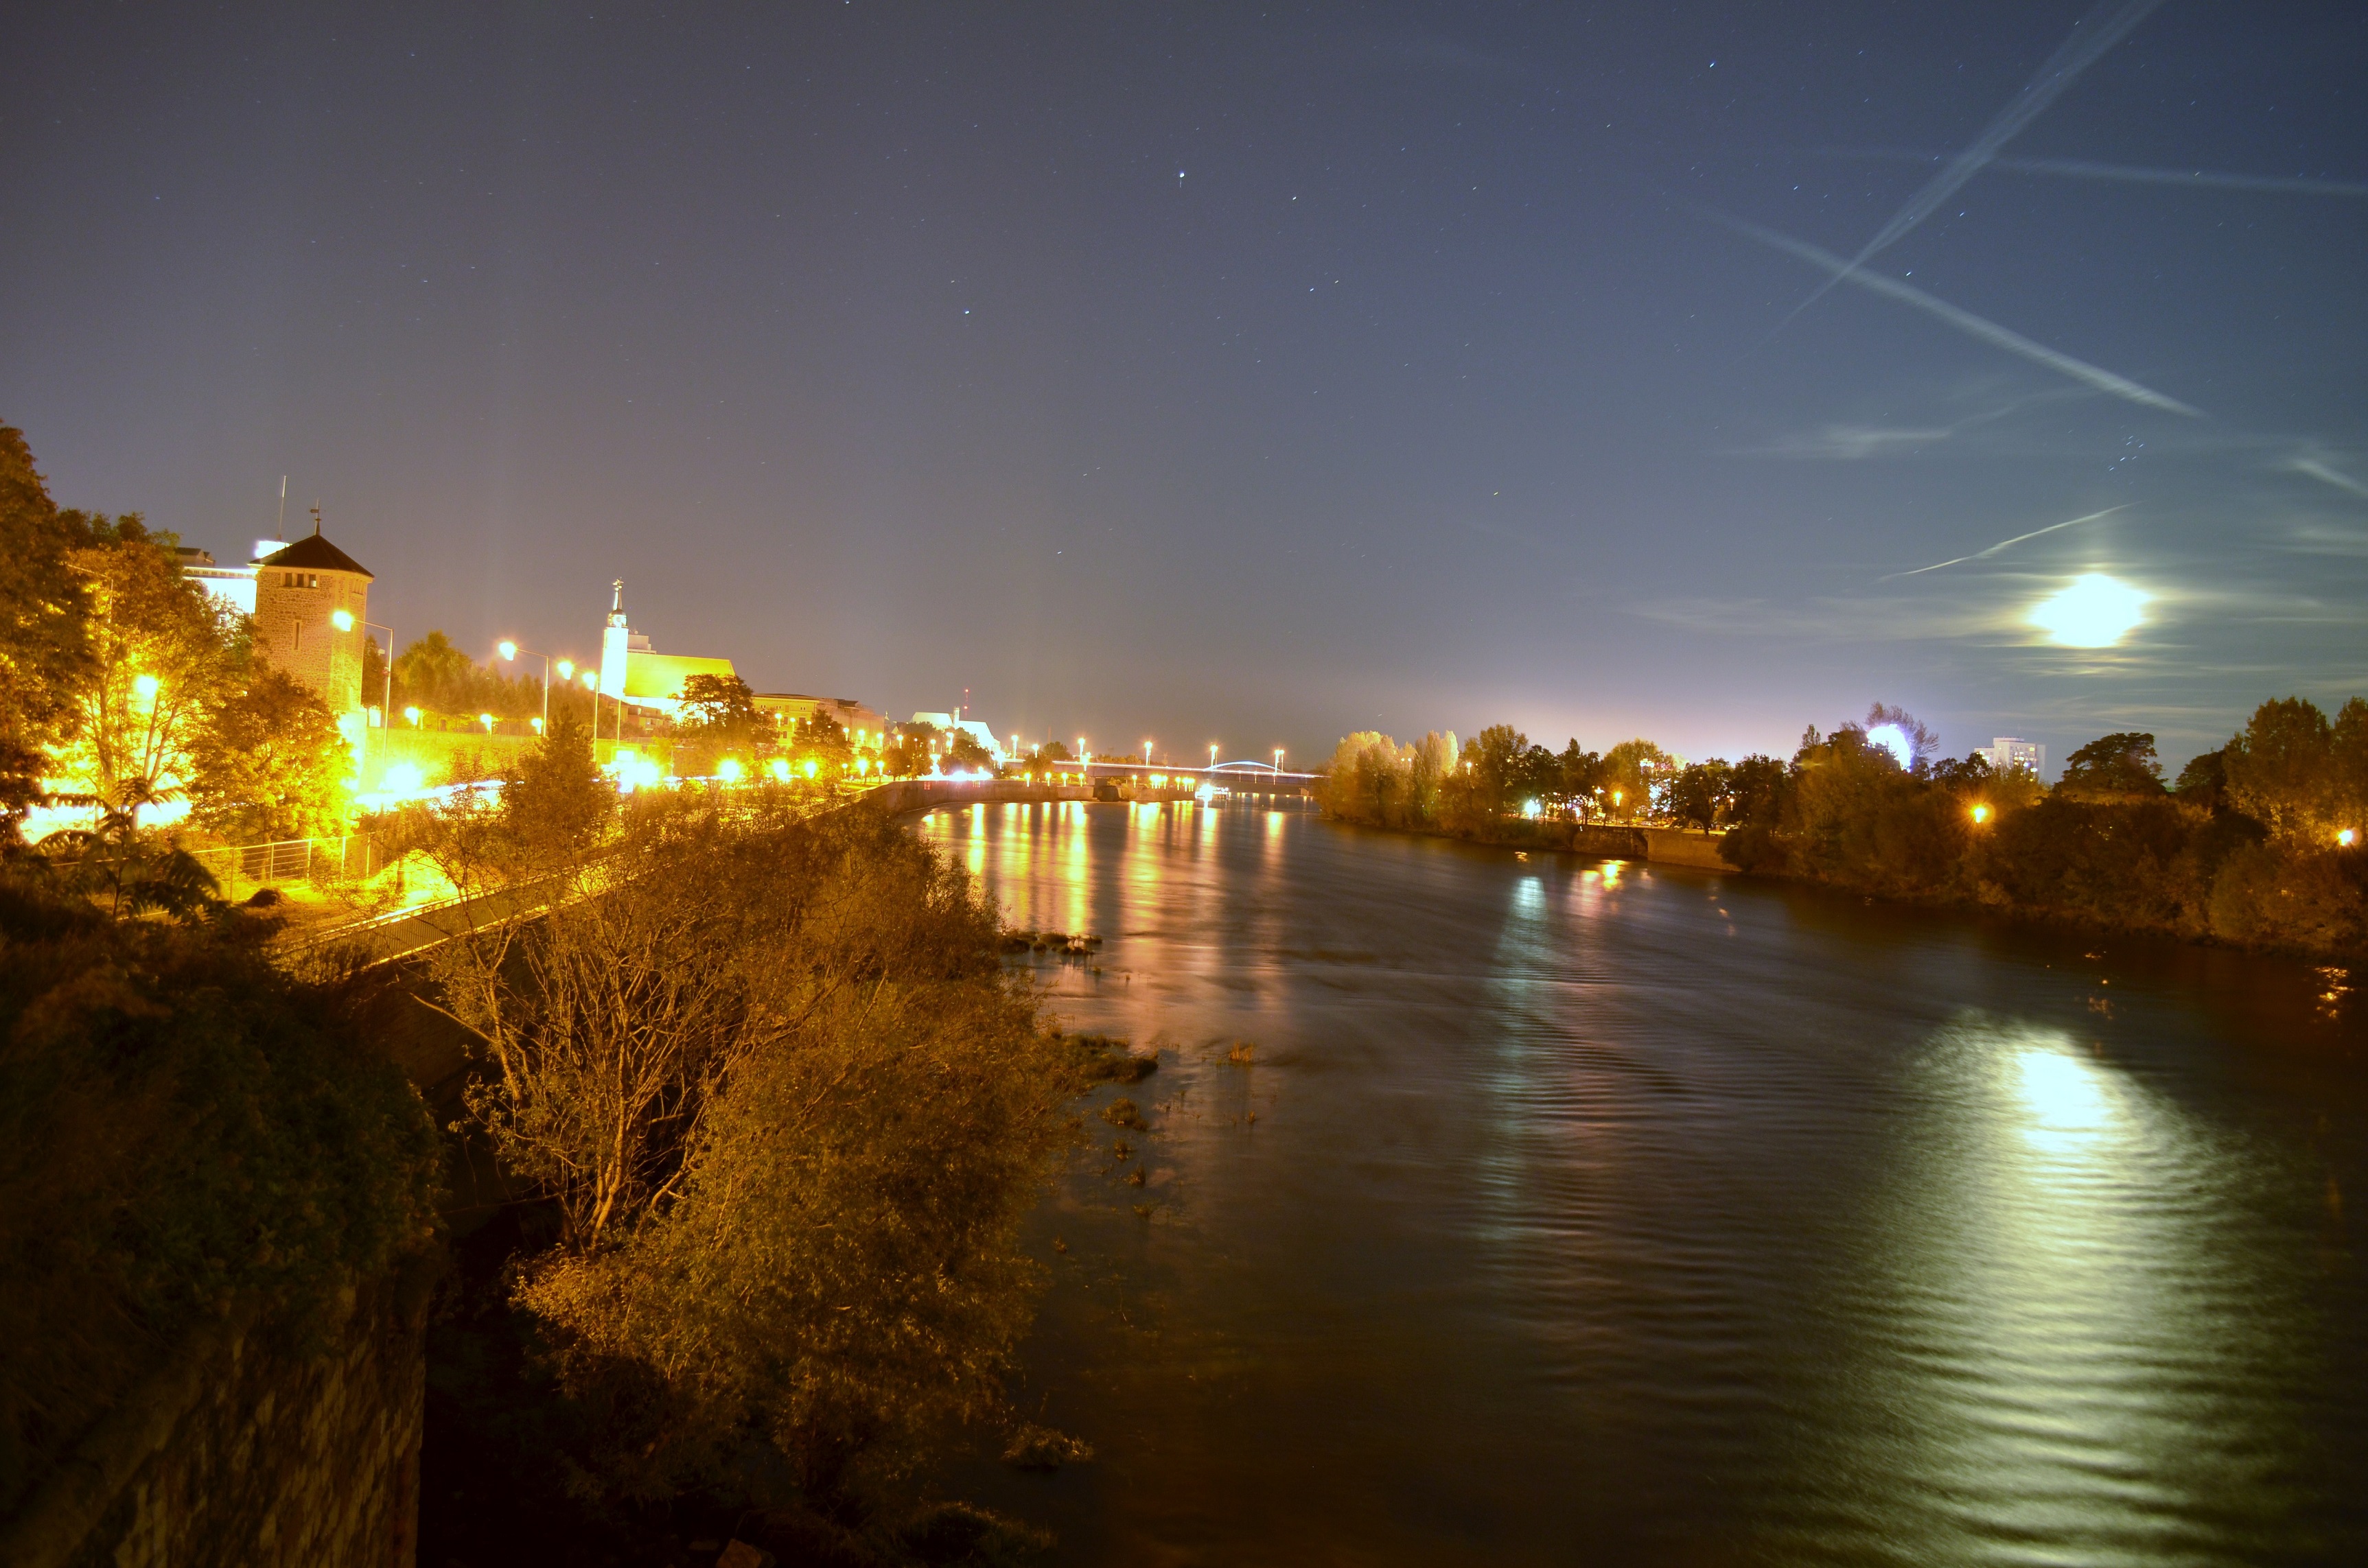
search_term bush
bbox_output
[432,802,1076,1514]
[0,864,441,1515]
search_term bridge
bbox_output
[1041,758,1320,795]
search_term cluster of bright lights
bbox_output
[610,751,666,791]
[1866,723,1916,770]
[2031,573,2148,648]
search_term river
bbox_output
[915,799,2367,1566]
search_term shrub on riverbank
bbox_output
[424,747,1082,1528]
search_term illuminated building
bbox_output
[252,530,374,745]
[753,694,888,751]
[597,580,738,724]
[909,710,1008,763]
[1979,737,2047,780]
[175,546,258,614]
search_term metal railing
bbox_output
[189,834,384,902]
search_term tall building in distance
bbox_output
[253,529,374,741]
[1979,737,2047,780]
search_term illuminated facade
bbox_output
[253,533,373,734]
[1980,737,2047,780]
[598,580,737,721]
[754,694,887,751]
[909,711,1007,764]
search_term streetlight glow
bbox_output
[556,658,573,679]
[132,673,160,701]
[479,712,495,731]
[330,608,355,632]
[497,640,518,661]
[404,705,421,726]
[1971,804,1993,825]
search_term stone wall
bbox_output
[1,1263,433,1568]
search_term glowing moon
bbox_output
[2030,573,2147,648]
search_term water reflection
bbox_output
[916,804,2367,1565]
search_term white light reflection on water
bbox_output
[1822,1018,2314,1565]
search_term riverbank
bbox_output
[1317,804,2367,965]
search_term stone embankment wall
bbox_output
[1562,825,1732,869]
[1,1264,434,1568]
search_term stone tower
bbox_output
[253,530,373,728]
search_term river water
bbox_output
[915,800,2367,1566]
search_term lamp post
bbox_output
[496,640,556,730]
[1209,741,1219,774]
[1274,747,1284,776]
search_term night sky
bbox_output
[5,2,2364,769]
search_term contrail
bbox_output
[2290,458,2368,501]
[1785,0,2168,324]
[1701,205,2203,415]
[1882,506,2127,580]
[1812,148,2368,200]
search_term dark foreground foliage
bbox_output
[420,767,1089,1560]
[0,860,441,1518]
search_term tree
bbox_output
[679,672,761,740]
[941,729,993,773]
[391,630,478,713]
[57,517,243,824]
[0,428,94,840]
[2331,697,2368,836]
[1457,725,1527,823]
[187,667,348,841]
[2060,732,2165,795]
[1558,742,1603,819]
[433,804,1070,1506]
[793,709,855,773]
[499,712,612,861]
[1668,760,1734,831]
[2225,697,2334,839]
[1727,755,1787,826]
[1927,751,1995,793]
[1600,738,1671,821]
[2174,746,2230,810]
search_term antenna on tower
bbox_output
[309,502,322,537]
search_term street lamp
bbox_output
[1274,747,1285,777]
[1209,741,1219,772]
[1078,737,1088,780]
[497,639,555,729]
